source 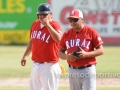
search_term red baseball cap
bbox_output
[67,9,83,19]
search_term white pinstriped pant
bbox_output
[29,62,61,90]
[69,65,96,90]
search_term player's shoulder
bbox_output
[50,19,60,25]
[31,19,40,27]
[84,25,94,30]
[50,19,62,30]
[63,28,73,35]
[84,25,100,37]
[84,25,97,32]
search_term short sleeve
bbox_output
[92,29,103,48]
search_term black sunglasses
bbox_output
[68,18,80,22]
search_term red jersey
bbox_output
[30,19,62,63]
[59,25,103,66]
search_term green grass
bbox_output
[0,86,120,90]
[0,45,32,78]
[0,46,120,78]
[96,46,120,73]
[97,87,120,90]
[0,87,28,90]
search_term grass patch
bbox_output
[96,46,120,73]
[0,46,32,78]
[0,87,28,90]
[97,87,120,90]
[0,86,120,90]
[0,46,120,78]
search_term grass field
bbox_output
[0,45,120,89]
[0,45,120,78]
[0,86,120,90]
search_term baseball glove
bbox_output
[72,47,81,57]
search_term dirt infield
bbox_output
[0,78,120,87]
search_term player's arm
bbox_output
[21,39,32,66]
[77,45,104,58]
[41,15,62,43]
[58,49,67,60]
[46,23,62,42]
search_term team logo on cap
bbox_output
[71,10,75,15]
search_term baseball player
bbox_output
[58,9,104,90]
[21,3,62,90]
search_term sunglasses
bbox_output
[68,18,81,22]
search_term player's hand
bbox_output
[21,59,26,66]
[41,16,50,26]
[76,47,87,58]
[67,54,77,62]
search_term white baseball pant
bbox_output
[69,64,96,90]
[29,62,61,90]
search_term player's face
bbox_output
[68,18,83,31]
[38,13,52,21]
